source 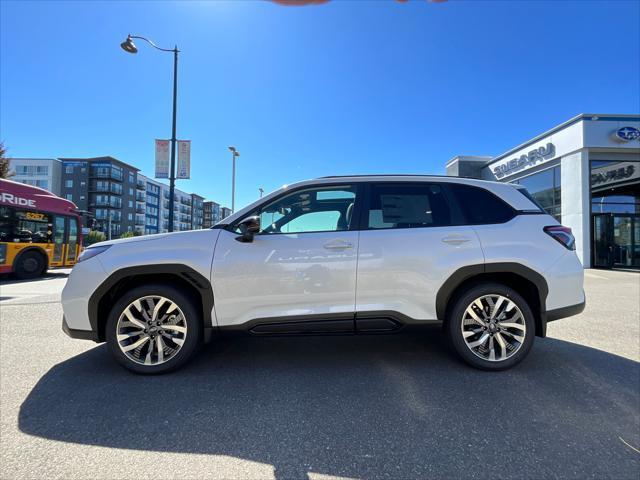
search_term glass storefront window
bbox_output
[590,160,640,214]
[511,166,561,220]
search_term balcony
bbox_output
[136,180,145,190]
[136,206,146,214]
[136,193,146,202]
[90,182,122,195]
[90,169,123,182]
[95,212,122,222]
[135,216,145,226]
[93,200,122,209]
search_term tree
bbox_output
[0,142,14,179]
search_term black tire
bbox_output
[106,283,203,374]
[14,250,46,279]
[446,283,535,371]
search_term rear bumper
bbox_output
[62,315,98,342]
[546,298,586,322]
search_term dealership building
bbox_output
[446,114,640,269]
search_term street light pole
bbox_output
[228,146,240,213]
[259,188,264,198]
[121,34,180,232]
[168,47,178,233]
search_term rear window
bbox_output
[448,184,515,225]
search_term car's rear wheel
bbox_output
[106,284,202,374]
[447,283,535,371]
[14,250,46,279]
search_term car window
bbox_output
[256,185,357,234]
[447,183,515,224]
[280,211,341,233]
[367,183,451,229]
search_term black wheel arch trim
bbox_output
[435,263,549,336]
[62,315,98,341]
[88,264,214,342]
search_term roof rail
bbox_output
[319,174,453,179]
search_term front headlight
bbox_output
[76,245,111,263]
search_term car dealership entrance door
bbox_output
[592,214,640,269]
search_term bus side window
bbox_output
[0,206,12,242]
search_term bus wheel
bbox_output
[14,251,46,280]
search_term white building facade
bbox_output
[9,158,63,196]
[447,114,640,269]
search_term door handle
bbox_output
[323,240,354,250]
[442,236,471,245]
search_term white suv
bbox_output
[62,175,585,374]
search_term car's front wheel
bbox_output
[106,284,202,374]
[447,283,535,371]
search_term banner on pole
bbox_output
[177,140,191,179]
[155,139,170,178]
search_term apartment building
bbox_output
[10,156,212,238]
[9,158,62,195]
[203,200,221,228]
[221,207,232,220]
[59,156,139,238]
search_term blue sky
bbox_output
[1,0,639,209]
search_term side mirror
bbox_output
[235,215,260,243]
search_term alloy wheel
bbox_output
[460,294,526,362]
[116,295,187,366]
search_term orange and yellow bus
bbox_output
[1,179,82,279]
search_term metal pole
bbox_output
[108,210,112,240]
[168,47,178,232]
[231,153,236,214]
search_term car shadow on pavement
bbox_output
[19,329,640,479]
[0,270,70,285]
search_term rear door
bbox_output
[355,182,484,326]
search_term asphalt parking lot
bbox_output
[1,269,639,479]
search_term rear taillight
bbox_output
[544,225,576,250]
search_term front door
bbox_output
[212,184,361,330]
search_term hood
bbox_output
[90,229,211,248]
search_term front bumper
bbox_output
[62,315,98,342]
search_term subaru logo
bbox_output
[614,126,640,142]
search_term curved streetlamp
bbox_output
[121,34,180,232]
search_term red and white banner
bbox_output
[155,139,170,179]
[177,140,191,179]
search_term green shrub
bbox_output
[85,230,106,246]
